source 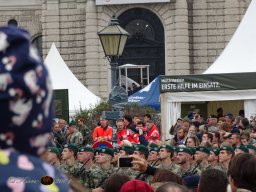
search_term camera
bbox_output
[118,157,133,168]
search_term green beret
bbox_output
[79,146,94,153]
[48,147,60,155]
[150,146,159,153]
[63,144,79,153]
[188,147,196,155]
[114,148,120,153]
[120,146,134,154]
[219,146,234,154]
[69,120,76,126]
[159,145,175,152]
[195,147,210,154]
[149,143,159,148]
[96,147,114,157]
[210,148,220,156]
[245,144,256,152]
[176,147,193,155]
[235,145,249,153]
[134,144,149,155]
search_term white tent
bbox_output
[44,43,100,114]
[160,0,256,140]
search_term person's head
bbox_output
[136,120,144,130]
[47,147,61,163]
[218,146,234,164]
[77,147,94,163]
[208,148,219,163]
[188,125,197,136]
[211,131,221,143]
[182,118,190,130]
[104,173,130,192]
[134,145,149,159]
[185,136,200,147]
[176,148,193,165]
[194,147,210,162]
[239,117,249,128]
[217,108,223,115]
[116,118,124,132]
[145,120,153,131]
[234,145,249,156]
[230,133,241,147]
[123,114,132,125]
[177,127,187,140]
[208,115,217,126]
[52,122,61,132]
[67,122,76,134]
[228,153,256,192]
[58,119,66,130]
[152,169,183,184]
[94,147,114,164]
[159,145,175,160]
[0,26,53,157]
[240,132,250,145]
[62,144,78,160]
[119,146,134,157]
[202,133,213,143]
[198,169,227,192]
[100,116,108,127]
[224,113,233,124]
[156,182,188,192]
[120,180,155,192]
[143,114,152,123]
[77,118,84,126]
[148,148,159,162]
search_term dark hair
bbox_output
[207,133,213,143]
[199,169,228,192]
[156,182,188,192]
[116,118,124,123]
[123,115,132,123]
[104,173,130,192]
[241,118,249,127]
[213,131,221,143]
[144,114,152,120]
[152,169,183,185]
[136,120,144,126]
[228,153,256,191]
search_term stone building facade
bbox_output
[0,0,251,98]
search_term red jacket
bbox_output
[146,124,160,142]
[93,126,112,142]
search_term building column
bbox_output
[174,0,190,75]
[85,0,100,96]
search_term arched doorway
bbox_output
[118,8,165,84]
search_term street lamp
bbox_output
[98,16,129,88]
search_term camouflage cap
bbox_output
[195,147,210,154]
[245,144,256,152]
[79,146,94,153]
[176,147,193,155]
[235,145,249,153]
[219,146,234,154]
[134,144,149,155]
[210,148,220,156]
[120,146,134,154]
[159,145,175,152]
[48,147,61,155]
[95,147,114,157]
[63,144,79,153]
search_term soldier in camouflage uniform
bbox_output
[116,146,135,177]
[156,145,182,177]
[46,147,61,169]
[176,147,201,177]
[88,147,116,190]
[77,118,93,145]
[76,146,97,188]
[67,121,83,147]
[218,146,234,174]
[194,147,210,172]
[147,143,160,166]
[59,144,81,177]
[207,148,225,172]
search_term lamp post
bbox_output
[98,16,129,88]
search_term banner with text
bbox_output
[96,0,170,5]
[160,72,256,93]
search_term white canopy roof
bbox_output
[44,43,100,113]
[204,0,256,74]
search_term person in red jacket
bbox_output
[93,116,112,143]
[145,120,160,143]
[116,118,127,146]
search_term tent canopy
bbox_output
[128,76,160,110]
[44,43,100,114]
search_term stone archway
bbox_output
[118,8,165,84]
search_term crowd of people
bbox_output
[1,26,256,192]
[49,110,256,192]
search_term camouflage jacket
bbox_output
[78,164,98,188]
[181,164,201,178]
[67,130,83,147]
[58,162,81,178]
[206,163,227,174]
[77,125,93,145]
[88,164,116,189]
[156,162,183,177]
